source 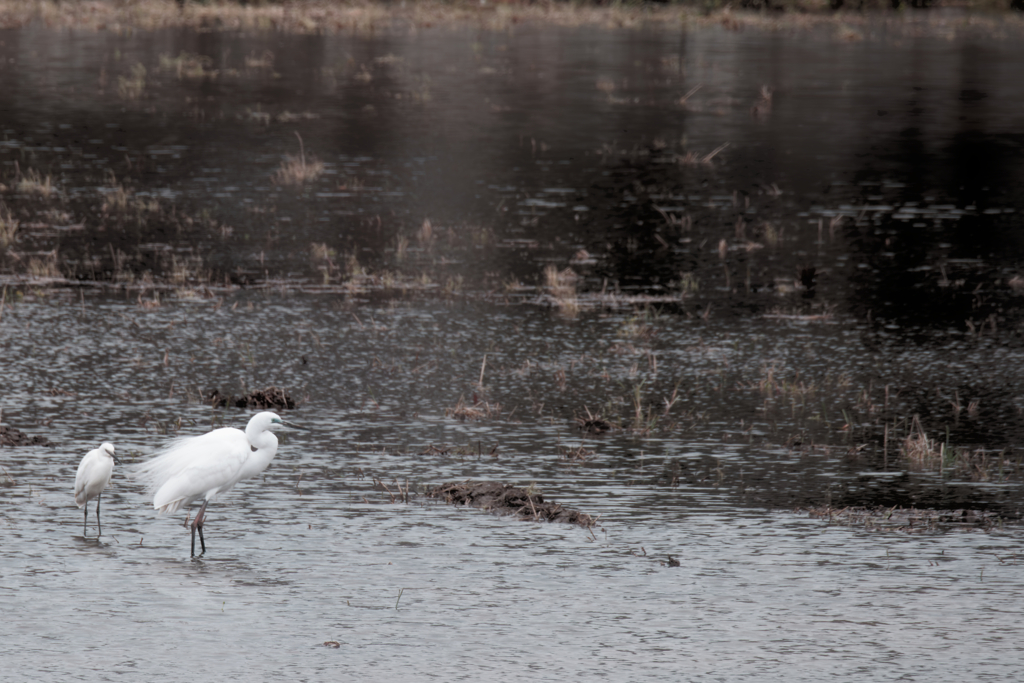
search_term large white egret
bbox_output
[74,442,120,537]
[131,412,302,557]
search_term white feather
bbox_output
[130,412,287,515]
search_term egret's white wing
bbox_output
[131,427,240,492]
[131,427,251,514]
[131,434,207,491]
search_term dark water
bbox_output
[2,19,1024,681]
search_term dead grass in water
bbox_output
[802,505,1005,533]
[15,167,57,198]
[117,63,147,100]
[273,132,324,186]
[901,415,943,470]
[446,395,502,421]
[0,203,18,248]
[558,442,595,464]
[159,52,218,79]
[890,413,1023,481]
[25,250,61,280]
[544,264,579,315]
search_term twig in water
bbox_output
[679,83,702,105]
[702,142,729,163]
[377,478,396,503]
[395,588,404,610]
[294,131,305,171]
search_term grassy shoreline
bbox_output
[0,0,1021,37]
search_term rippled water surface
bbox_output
[3,17,1024,681]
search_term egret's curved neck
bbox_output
[245,424,279,474]
[247,423,278,451]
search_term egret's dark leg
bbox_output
[83,504,89,537]
[191,499,209,557]
[96,494,102,537]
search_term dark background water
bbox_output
[2,17,1024,681]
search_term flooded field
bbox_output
[3,10,1024,680]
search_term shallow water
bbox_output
[2,17,1024,681]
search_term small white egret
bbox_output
[74,442,120,537]
[131,411,301,557]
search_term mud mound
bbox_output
[802,505,1007,532]
[0,424,55,447]
[208,386,296,410]
[429,480,595,527]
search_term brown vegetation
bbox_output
[802,505,1005,532]
[544,264,579,314]
[0,424,55,447]
[0,203,17,248]
[272,133,325,186]
[445,395,502,421]
[207,386,297,410]
[429,480,597,527]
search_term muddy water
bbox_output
[3,19,1024,681]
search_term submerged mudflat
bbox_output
[2,10,1024,681]
[429,480,598,527]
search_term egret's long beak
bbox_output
[112,455,123,466]
[280,419,306,431]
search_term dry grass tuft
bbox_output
[445,395,502,421]
[629,381,659,435]
[137,290,161,309]
[619,313,656,341]
[310,242,339,284]
[118,63,147,100]
[676,271,700,296]
[544,264,579,315]
[576,406,612,433]
[0,203,18,248]
[901,415,943,470]
[245,50,275,70]
[273,132,324,185]
[168,253,206,288]
[17,168,56,197]
[558,443,595,463]
[762,221,783,246]
[417,218,434,245]
[159,52,216,79]
[102,183,130,214]
[27,250,61,280]
[395,235,409,262]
